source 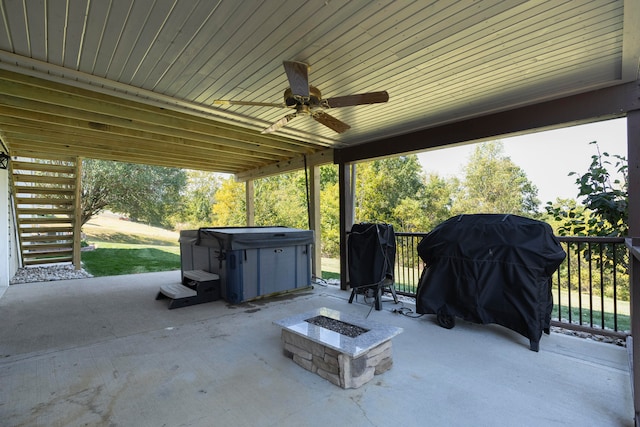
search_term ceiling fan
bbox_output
[213,61,389,134]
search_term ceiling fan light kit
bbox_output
[215,61,389,134]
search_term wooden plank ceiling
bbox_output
[0,0,637,178]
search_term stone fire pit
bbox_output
[274,307,403,388]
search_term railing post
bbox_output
[626,108,640,425]
[339,162,354,290]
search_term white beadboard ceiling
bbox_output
[0,0,637,175]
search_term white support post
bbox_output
[309,164,321,279]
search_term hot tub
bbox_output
[179,227,314,304]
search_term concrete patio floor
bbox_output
[0,270,633,427]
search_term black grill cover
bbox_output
[348,223,395,288]
[416,214,566,350]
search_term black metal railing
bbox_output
[552,236,628,337]
[393,232,630,337]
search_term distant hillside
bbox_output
[82,212,179,246]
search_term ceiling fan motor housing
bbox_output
[284,86,322,108]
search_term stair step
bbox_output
[23,256,73,266]
[23,247,73,255]
[13,186,75,195]
[19,226,74,234]
[158,284,198,299]
[17,217,74,225]
[13,175,76,186]
[20,234,73,242]
[16,207,74,215]
[11,161,76,174]
[11,156,80,268]
[15,197,74,205]
[21,243,74,252]
[183,270,220,282]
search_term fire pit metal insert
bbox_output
[305,315,369,338]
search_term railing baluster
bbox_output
[613,242,618,331]
[567,242,572,325]
[556,262,562,323]
[599,243,605,330]
[577,241,583,326]
[587,242,593,328]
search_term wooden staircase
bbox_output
[10,155,81,267]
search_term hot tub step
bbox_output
[156,270,221,309]
[158,283,197,299]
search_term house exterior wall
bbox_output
[1,168,10,297]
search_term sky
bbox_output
[417,117,628,206]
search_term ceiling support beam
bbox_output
[235,149,333,182]
[334,80,640,164]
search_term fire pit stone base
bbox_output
[274,307,402,389]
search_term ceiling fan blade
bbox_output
[261,113,297,134]
[313,111,351,133]
[213,100,285,107]
[324,91,389,108]
[283,61,310,98]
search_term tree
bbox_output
[320,179,341,257]
[543,142,629,300]
[545,141,627,237]
[177,170,223,227]
[451,141,539,215]
[211,178,246,226]
[81,159,187,227]
[355,155,426,225]
[254,172,308,228]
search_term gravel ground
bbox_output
[10,265,93,284]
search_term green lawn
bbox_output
[81,242,180,276]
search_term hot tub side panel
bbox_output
[179,228,312,304]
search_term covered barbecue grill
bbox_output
[347,223,398,310]
[415,214,566,351]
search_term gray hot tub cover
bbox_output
[180,226,314,250]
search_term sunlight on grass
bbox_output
[80,213,181,276]
[82,245,180,276]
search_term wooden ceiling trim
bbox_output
[0,99,302,162]
[0,122,269,170]
[7,138,247,171]
[0,120,270,170]
[0,51,334,149]
[9,146,230,172]
[6,136,247,173]
[0,72,322,155]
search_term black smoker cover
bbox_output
[348,223,395,288]
[415,214,566,350]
